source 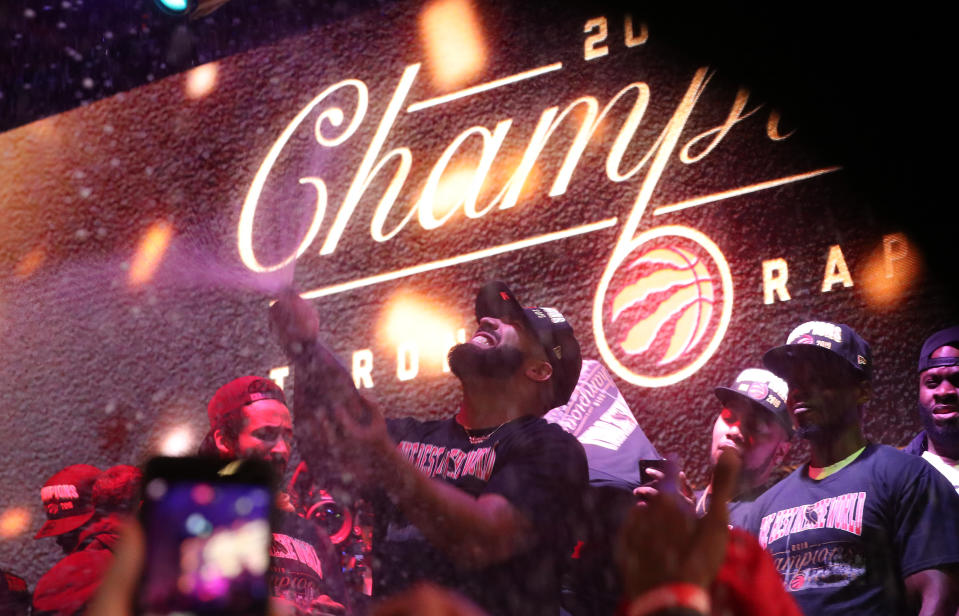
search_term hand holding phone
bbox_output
[634,457,693,511]
[137,457,276,616]
[638,458,678,486]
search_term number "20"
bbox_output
[584,15,648,61]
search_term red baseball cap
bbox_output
[34,464,100,539]
[207,376,287,427]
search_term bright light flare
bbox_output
[420,0,487,90]
[185,63,218,99]
[860,232,922,311]
[0,507,31,538]
[382,292,460,370]
[15,246,46,279]
[129,221,173,287]
[159,425,194,456]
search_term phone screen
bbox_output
[139,477,272,616]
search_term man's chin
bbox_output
[795,423,826,441]
[921,416,959,449]
[270,460,288,479]
[448,342,523,380]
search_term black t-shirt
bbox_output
[731,444,959,615]
[271,508,350,613]
[373,415,589,616]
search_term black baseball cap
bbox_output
[475,281,582,409]
[714,368,793,437]
[918,325,959,373]
[764,321,872,381]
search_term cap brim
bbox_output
[713,385,774,417]
[475,281,527,323]
[34,511,94,539]
[713,385,792,435]
[762,343,838,379]
[714,386,753,408]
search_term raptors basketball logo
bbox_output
[594,226,733,387]
[746,382,769,400]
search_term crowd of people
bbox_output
[3,281,958,616]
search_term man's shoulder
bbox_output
[508,416,586,455]
[33,549,112,611]
[859,442,941,477]
[902,431,928,456]
[386,416,455,441]
[519,415,579,439]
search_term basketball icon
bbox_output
[593,226,733,387]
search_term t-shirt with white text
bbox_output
[731,444,959,615]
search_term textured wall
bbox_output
[1,1,953,585]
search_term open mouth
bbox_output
[469,331,497,348]
[932,406,959,421]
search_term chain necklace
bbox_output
[460,418,512,445]
[695,487,710,517]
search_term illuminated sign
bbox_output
[237,36,845,386]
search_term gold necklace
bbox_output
[461,419,511,445]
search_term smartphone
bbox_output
[638,458,677,485]
[138,456,276,616]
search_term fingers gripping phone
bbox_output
[138,456,276,616]
[638,458,678,488]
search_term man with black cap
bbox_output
[734,321,959,615]
[904,325,959,492]
[270,282,588,616]
[698,368,792,518]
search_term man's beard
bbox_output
[918,402,959,445]
[795,423,825,441]
[448,342,525,381]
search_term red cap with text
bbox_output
[34,464,100,539]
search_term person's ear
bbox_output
[856,379,873,405]
[213,428,233,456]
[525,360,552,383]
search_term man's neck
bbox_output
[807,423,868,468]
[457,377,535,429]
[927,436,959,465]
